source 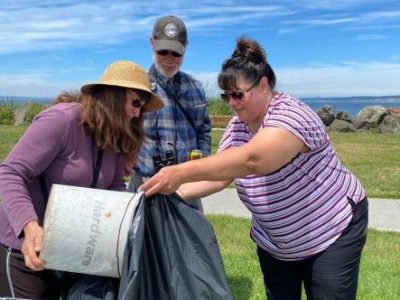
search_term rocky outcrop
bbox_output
[315,105,335,126]
[336,111,352,123]
[328,119,356,132]
[379,109,400,133]
[353,105,388,130]
[315,105,400,133]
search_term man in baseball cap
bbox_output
[127,16,212,213]
[151,15,188,56]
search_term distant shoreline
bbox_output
[2,94,400,117]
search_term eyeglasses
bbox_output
[131,98,146,108]
[220,80,259,103]
[156,50,183,58]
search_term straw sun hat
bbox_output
[81,60,164,112]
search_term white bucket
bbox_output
[39,184,141,278]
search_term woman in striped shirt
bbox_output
[141,36,368,300]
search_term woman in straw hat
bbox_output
[0,60,163,299]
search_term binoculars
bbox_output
[153,150,176,172]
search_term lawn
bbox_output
[208,215,400,300]
[1,125,400,299]
[210,130,400,199]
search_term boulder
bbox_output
[353,105,388,130]
[315,105,335,126]
[379,114,400,133]
[329,119,356,132]
[387,108,400,118]
[336,111,353,123]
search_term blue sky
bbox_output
[1,0,399,99]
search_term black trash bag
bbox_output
[65,275,118,300]
[118,193,233,300]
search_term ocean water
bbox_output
[3,95,400,119]
[301,96,400,118]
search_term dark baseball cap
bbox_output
[152,16,188,55]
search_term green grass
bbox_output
[0,100,47,126]
[24,102,47,124]
[328,132,400,199]
[0,99,17,125]
[1,125,399,299]
[207,97,233,115]
[0,125,27,160]
[1,126,399,198]
[211,130,400,199]
[208,215,400,300]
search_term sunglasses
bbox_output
[156,50,183,58]
[220,80,259,103]
[131,98,146,108]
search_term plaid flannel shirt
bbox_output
[134,68,211,176]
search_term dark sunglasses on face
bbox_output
[220,80,259,103]
[220,91,247,103]
[131,98,146,108]
[156,50,183,58]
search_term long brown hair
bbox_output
[55,85,146,163]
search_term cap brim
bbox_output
[153,39,185,55]
[80,82,164,113]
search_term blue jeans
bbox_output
[257,197,368,300]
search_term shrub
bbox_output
[0,100,17,125]
[25,103,47,124]
[207,97,233,116]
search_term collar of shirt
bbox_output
[156,72,176,89]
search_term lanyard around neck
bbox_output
[91,145,104,188]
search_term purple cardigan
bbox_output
[0,103,126,250]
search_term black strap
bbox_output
[39,148,104,203]
[39,174,48,201]
[172,91,197,132]
[91,148,103,188]
[148,65,197,132]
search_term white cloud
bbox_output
[1,1,397,54]
[0,61,400,97]
[3,60,399,98]
[190,61,400,98]
[1,1,399,98]
[276,61,400,97]
[189,71,221,97]
[0,1,156,54]
[278,0,398,10]
[0,73,79,98]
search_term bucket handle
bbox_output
[115,191,144,277]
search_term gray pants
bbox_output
[127,171,203,213]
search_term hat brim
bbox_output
[153,39,185,55]
[80,82,164,113]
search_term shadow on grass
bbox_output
[228,275,257,299]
